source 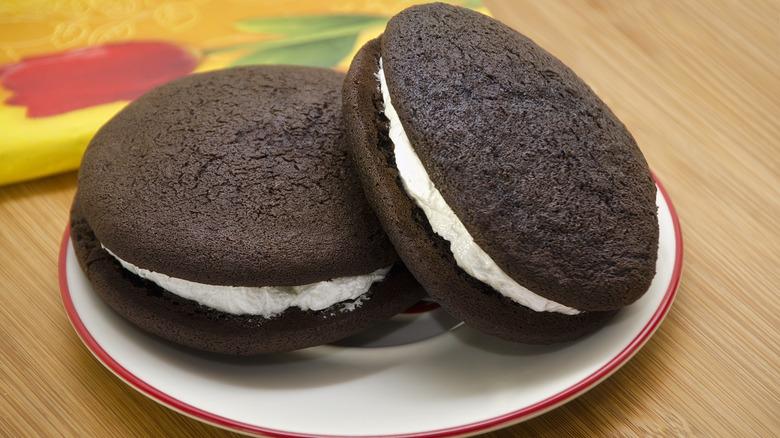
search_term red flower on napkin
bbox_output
[0,41,199,118]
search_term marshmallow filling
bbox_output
[103,245,391,318]
[378,59,580,315]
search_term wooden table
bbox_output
[1,1,777,436]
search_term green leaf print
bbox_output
[235,15,387,37]
[214,14,387,68]
[231,34,359,68]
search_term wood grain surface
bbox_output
[1,0,777,436]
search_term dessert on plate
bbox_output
[70,65,425,355]
[342,3,659,343]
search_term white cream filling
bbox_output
[378,59,580,315]
[103,245,391,317]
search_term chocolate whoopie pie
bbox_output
[342,3,659,343]
[72,65,425,355]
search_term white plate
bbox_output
[59,178,683,437]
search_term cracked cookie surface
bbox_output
[78,65,397,287]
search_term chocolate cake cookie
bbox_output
[72,65,425,355]
[342,3,659,343]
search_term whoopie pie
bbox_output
[71,65,425,355]
[342,3,659,343]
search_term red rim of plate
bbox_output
[59,176,683,438]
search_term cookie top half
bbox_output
[378,3,658,309]
[77,65,397,287]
